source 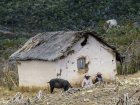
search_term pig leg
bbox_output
[50,86,54,93]
[64,86,69,91]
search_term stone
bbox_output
[83,98,90,102]
[87,90,93,93]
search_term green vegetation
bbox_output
[0,34,27,59]
[103,24,140,74]
[0,0,140,32]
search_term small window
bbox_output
[77,57,86,69]
[81,36,88,46]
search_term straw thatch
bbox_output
[10,31,121,62]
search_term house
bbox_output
[10,31,122,87]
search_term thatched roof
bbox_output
[10,31,122,62]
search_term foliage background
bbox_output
[0,0,140,32]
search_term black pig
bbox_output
[48,78,72,93]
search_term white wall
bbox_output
[56,36,117,83]
[18,36,117,86]
[18,61,57,86]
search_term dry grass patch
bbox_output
[18,86,50,94]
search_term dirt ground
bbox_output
[0,72,140,105]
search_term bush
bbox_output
[0,34,27,59]
[0,0,140,31]
[102,24,140,75]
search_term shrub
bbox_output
[102,24,140,75]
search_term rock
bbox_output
[87,90,93,93]
[81,92,85,95]
[83,98,90,102]
[47,102,50,105]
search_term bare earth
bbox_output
[0,72,140,105]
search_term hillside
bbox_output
[0,0,140,31]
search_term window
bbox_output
[77,57,86,69]
[81,36,88,46]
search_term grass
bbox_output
[18,86,50,93]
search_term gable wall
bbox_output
[56,36,117,84]
[17,36,117,86]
